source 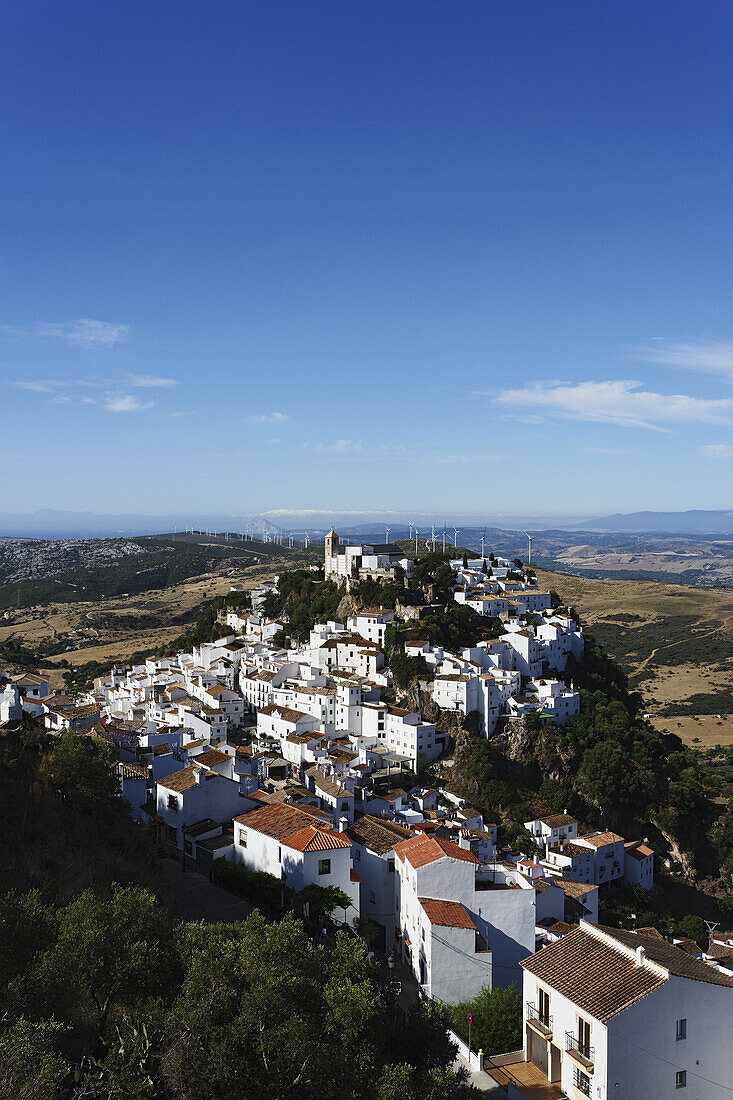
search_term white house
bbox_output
[623,840,655,890]
[513,920,733,1099]
[525,813,579,850]
[232,801,359,926]
[156,764,249,856]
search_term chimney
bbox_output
[338,816,348,832]
[563,808,568,816]
[635,945,646,966]
[545,841,550,860]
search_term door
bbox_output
[550,1043,561,1082]
[528,1027,548,1075]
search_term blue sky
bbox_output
[1,1,731,519]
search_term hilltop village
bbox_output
[3,531,733,1099]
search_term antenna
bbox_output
[524,531,534,566]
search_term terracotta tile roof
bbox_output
[598,925,733,988]
[394,833,479,869]
[258,703,311,723]
[521,924,667,1022]
[285,824,351,852]
[346,814,412,855]
[539,813,577,829]
[419,897,477,931]
[158,766,202,793]
[551,877,598,899]
[195,748,230,768]
[578,830,624,848]
[625,842,654,860]
[233,802,343,853]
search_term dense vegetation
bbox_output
[449,986,522,1057]
[0,723,477,1099]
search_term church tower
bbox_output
[324,528,339,575]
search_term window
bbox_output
[318,858,331,875]
[238,830,247,847]
[676,1071,686,1089]
[578,1017,591,1059]
[538,987,550,1025]
[676,1019,687,1041]
[165,824,177,844]
[167,793,178,811]
[573,1067,591,1096]
[277,846,282,863]
[354,848,361,861]
[387,858,395,873]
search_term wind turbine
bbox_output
[431,524,436,552]
[442,524,446,554]
[385,525,391,544]
[453,527,459,548]
[524,531,534,566]
[409,521,414,541]
[304,533,310,549]
[414,528,419,558]
[480,528,486,561]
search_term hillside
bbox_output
[0,534,315,688]
[537,568,733,747]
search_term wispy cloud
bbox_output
[493,380,733,431]
[13,379,65,394]
[315,439,362,453]
[2,319,129,347]
[634,339,733,380]
[251,411,289,424]
[701,443,733,459]
[103,394,153,413]
[128,373,178,388]
[169,410,192,418]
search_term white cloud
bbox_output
[701,444,733,459]
[251,411,289,424]
[169,410,192,418]
[493,380,733,431]
[103,394,153,413]
[2,319,129,347]
[316,439,362,452]
[635,339,733,380]
[128,374,178,388]
[13,379,65,393]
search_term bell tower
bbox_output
[325,528,339,575]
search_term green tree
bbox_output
[24,885,172,1051]
[0,1017,69,1100]
[449,985,522,1056]
[48,731,117,807]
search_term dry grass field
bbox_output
[538,568,733,746]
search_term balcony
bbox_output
[526,1001,553,1039]
[565,1031,594,1070]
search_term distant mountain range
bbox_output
[1,508,732,540]
[577,510,733,534]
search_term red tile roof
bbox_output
[394,833,479,869]
[419,897,477,930]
